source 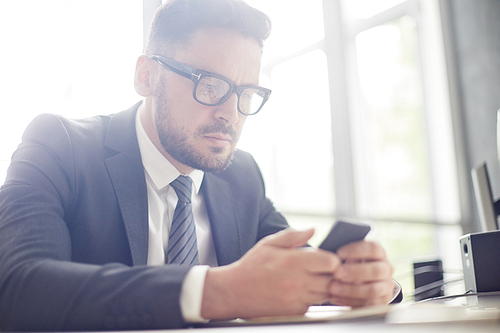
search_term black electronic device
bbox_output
[460,230,500,294]
[319,220,371,253]
[413,259,444,301]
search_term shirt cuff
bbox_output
[180,265,210,323]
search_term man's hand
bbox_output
[327,240,394,307]
[201,228,340,320]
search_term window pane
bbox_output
[342,0,407,19]
[353,16,432,220]
[239,50,334,215]
[246,0,325,61]
[370,220,464,299]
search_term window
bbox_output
[342,0,463,296]
[238,0,329,250]
[353,16,431,220]
[244,0,464,298]
[241,0,335,245]
[0,0,142,184]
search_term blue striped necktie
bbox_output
[167,175,199,265]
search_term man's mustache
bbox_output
[197,122,237,142]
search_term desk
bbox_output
[192,320,499,333]
[181,294,500,333]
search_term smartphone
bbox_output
[319,220,371,253]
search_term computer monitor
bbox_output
[471,162,500,231]
[497,109,500,168]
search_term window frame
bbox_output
[325,0,466,227]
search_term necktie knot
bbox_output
[170,175,193,204]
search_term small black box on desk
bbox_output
[460,230,500,293]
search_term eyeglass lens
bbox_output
[196,77,230,103]
[195,76,266,115]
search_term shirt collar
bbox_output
[135,106,204,193]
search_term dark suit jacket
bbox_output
[0,102,289,331]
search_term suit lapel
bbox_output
[101,102,245,266]
[202,173,243,266]
[104,103,149,266]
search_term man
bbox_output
[0,0,395,331]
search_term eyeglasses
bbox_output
[150,54,271,116]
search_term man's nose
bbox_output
[214,93,240,125]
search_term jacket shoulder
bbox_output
[23,113,110,141]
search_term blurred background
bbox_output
[1,0,499,300]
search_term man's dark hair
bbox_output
[145,0,271,55]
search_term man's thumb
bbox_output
[262,228,315,248]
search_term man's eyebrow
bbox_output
[203,68,261,86]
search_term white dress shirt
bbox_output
[135,110,217,322]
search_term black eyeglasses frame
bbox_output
[150,54,271,116]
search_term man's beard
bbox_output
[153,78,238,173]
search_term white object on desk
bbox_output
[471,162,498,231]
[386,303,500,324]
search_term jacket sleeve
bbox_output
[0,114,191,331]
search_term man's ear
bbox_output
[134,55,154,97]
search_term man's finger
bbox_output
[288,248,340,273]
[261,228,315,248]
[329,279,395,301]
[304,291,331,305]
[334,260,393,282]
[336,240,387,261]
[305,274,335,294]
[328,295,392,308]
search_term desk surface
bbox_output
[183,295,500,333]
[191,318,499,333]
